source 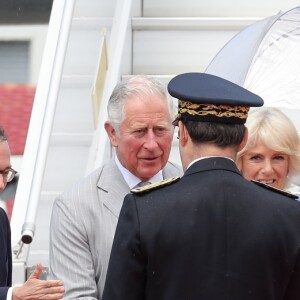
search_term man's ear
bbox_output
[104,121,118,147]
[178,121,188,147]
[238,127,248,152]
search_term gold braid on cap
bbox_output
[176,100,249,120]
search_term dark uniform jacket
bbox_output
[0,208,12,300]
[103,157,300,300]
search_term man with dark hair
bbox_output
[0,127,64,300]
[102,73,300,300]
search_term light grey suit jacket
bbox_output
[49,158,182,300]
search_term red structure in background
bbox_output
[0,84,35,220]
[0,84,35,154]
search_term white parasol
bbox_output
[206,6,300,116]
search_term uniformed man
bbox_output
[102,72,300,300]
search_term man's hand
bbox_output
[12,263,64,300]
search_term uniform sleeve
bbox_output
[102,194,146,300]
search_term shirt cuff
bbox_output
[6,287,13,300]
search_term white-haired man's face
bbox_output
[106,94,174,181]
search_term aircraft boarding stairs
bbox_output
[9,0,300,284]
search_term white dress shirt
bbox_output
[115,156,163,189]
[7,287,12,300]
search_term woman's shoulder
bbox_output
[285,183,300,201]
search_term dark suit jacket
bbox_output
[103,157,300,300]
[0,208,12,300]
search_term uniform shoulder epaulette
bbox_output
[251,180,298,200]
[131,176,180,194]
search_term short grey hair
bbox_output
[107,75,174,131]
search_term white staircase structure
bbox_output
[10,0,300,283]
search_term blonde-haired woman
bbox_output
[237,107,300,196]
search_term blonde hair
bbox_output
[237,107,300,186]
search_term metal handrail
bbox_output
[10,0,75,272]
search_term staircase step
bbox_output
[132,17,258,74]
[143,0,297,17]
[132,17,259,30]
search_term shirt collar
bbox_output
[115,155,163,189]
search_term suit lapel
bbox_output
[0,208,11,287]
[98,160,182,217]
[97,159,129,217]
[162,162,183,179]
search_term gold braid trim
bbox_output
[177,100,249,120]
